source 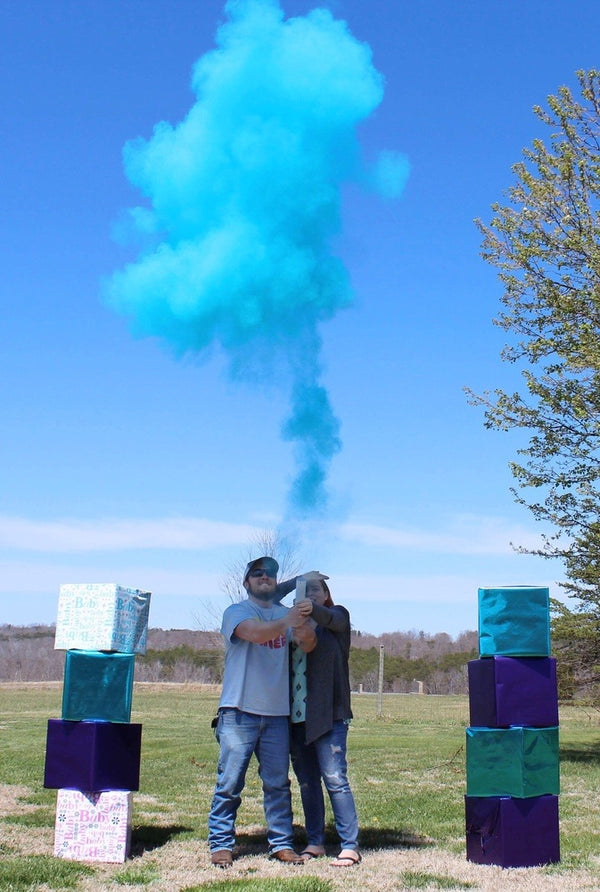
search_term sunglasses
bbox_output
[248,568,276,578]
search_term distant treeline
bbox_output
[0,625,478,694]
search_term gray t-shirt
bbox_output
[219,599,291,716]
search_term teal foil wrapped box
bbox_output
[478,586,550,657]
[54,584,151,654]
[466,726,560,798]
[62,651,135,723]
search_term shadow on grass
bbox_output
[357,826,433,850]
[129,822,432,859]
[232,823,432,857]
[560,741,600,763]
[130,823,195,855]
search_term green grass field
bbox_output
[1,684,600,891]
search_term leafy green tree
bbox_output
[551,598,600,699]
[467,70,600,619]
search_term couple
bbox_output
[208,555,360,868]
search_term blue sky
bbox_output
[1,0,598,637]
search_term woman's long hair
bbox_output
[321,580,334,607]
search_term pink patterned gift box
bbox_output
[53,789,132,862]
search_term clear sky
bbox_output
[1,0,598,637]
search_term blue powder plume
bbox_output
[106,0,409,514]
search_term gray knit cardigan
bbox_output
[299,602,353,745]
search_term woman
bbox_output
[291,577,361,867]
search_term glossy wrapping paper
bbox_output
[54,584,151,654]
[466,726,560,798]
[468,656,558,728]
[465,794,560,867]
[62,651,135,723]
[44,719,142,791]
[478,586,550,657]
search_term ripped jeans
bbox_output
[290,719,359,851]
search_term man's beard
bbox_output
[252,588,274,602]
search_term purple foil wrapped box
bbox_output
[466,794,560,867]
[44,719,142,791]
[54,789,133,863]
[468,656,558,728]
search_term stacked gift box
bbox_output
[465,585,560,868]
[44,584,151,863]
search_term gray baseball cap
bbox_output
[243,556,279,583]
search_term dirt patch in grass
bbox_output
[0,784,53,857]
[69,839,600,892]
[0,787,595,892]
[0,784,38,818]
[1,787,598,892]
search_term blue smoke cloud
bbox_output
[106,0,409,514]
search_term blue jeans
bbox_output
[208,708,295,853]
[290,719,359,851]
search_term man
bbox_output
[208,555,318,868]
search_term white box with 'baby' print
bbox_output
[54,583,151,653]
[53,789,133,863]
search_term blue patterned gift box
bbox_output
[54,584,151,654]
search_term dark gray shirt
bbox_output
[301,603,353,744]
